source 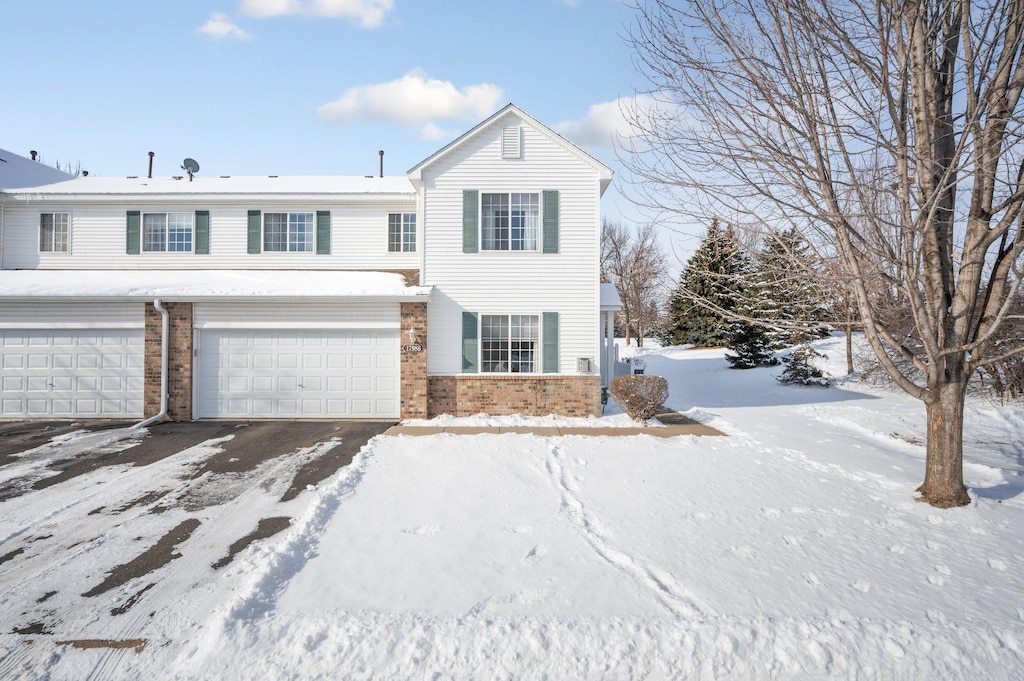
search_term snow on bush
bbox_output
[610,374,668,422]
[778,344,833,386]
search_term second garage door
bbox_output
[195,329,400,419]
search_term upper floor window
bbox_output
[143,212,193,252]
[388,213,416,252]
[481,192,538,251]
[264,212,313,252]
[39,212,69,253]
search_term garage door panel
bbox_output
[198,329,399,419]
[0,329,144,418]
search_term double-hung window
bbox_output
[39,212,69,253]
[264,212,313,252]
[388,213,416,252]
[143,212,192,252]
[481,192,538,251]
[481,314,539,373]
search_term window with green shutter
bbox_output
[126,211,141,255]
[194,210,210,254]
[462,311,479,373]
[462,190,478,253]
[247,210,261,254]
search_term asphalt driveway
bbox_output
[0,419,391,677]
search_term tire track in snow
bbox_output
[544,444,712,620]
[81,437,345,681]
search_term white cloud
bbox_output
[197,12,253,40]
[317,70,505,132]
[239,0,394,28]
[556,95,668,149]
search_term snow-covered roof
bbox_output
[600,283,622,311]
[0,270,431,302]
[0,148,75,190]
[1,174,416,198]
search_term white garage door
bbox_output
[196,329,400,419]
[0,329,144,418]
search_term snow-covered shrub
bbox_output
[610,374,669,422]
[778,344,833,386]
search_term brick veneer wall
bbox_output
[427,375,601,418]
[144,302,193,421]
[400,301,428,419]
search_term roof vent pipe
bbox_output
[148,151,155,178]
[379,149,384,178]
[30,150,38,161]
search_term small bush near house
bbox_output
[778,344,833,387]
[611,374,669,422]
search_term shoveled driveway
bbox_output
[0,419,390,678]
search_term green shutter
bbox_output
[126,211,140,255]
[462,311,479,373]
[543,312,559,373]
[462,189,478,253]
[543,190,559,253]
[316,210,331,255]
[194,210,210,254]
[247,210,261,254]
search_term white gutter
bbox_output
[133,299,168,429]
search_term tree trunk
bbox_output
[845,322,854,375]
[917,381,971,508]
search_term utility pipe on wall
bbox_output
[133,299,168,429]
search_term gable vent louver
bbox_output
[501,126,522,159]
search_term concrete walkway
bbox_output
[383,412,726,438]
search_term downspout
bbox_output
[133,299,168,429]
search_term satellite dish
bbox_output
[181,158,200,174]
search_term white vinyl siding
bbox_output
[1,202,418,270]
[422,112,601,375]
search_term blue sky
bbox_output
[3,0,694,257]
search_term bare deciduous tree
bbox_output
[625,0,1024,507]
[601,219,670,347]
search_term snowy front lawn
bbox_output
[169,339,1024,680]
[8,338,1024,679]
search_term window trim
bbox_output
[262,211,315,253]
[140,211,194,253]
[478,313,540,374]
[479,191,540,252]
[38,211,71,254]
[387,212,416,253]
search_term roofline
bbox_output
[0,292,432,304]
[0,191,416,204]
[406,103,614,188]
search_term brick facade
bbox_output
[400,301,428,419]
[426,375,601,418]
[144,301,193,421]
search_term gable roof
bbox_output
[406,104,614,195]
[0,148,75,190]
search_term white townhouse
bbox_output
[0,104,620,422]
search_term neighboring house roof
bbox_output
[0,270,431,303]
[0,148,75,190]
[407,103,614,195]
[600,283,623,312]
[1,175,415,199]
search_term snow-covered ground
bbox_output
[4,336,1024,679]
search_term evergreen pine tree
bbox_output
[663,219,747,346]
[757,229,831,344]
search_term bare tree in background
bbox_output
[601,220,670,347]
[626,0,1024,507]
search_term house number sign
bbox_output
[403,343,424,353]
